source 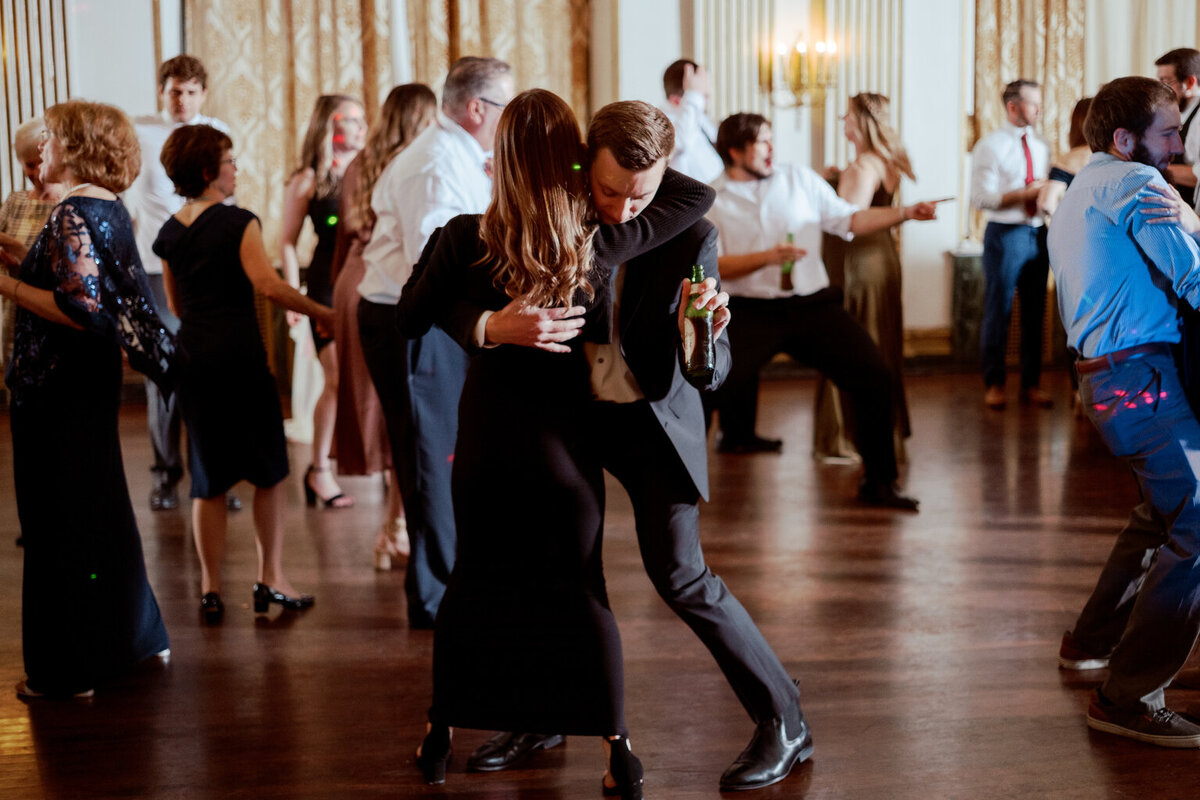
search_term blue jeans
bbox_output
[980,222,1048,389]
[1073,350,1200,712]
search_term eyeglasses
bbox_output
[478,96,507,111]
[38,129,52,143]
[221,157,237,167]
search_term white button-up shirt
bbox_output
[709,164,857,299]
[970,120,1049,226]
[661,90,724,183]
[359,113,492,304]
[125,111,231,275]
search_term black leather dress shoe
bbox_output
[717,435,784,454]
[149,483,179,511]
[466,731,565,772]
[856,481,919,511]
[719,715,813,791]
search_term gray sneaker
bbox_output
[1087,693,1200,748]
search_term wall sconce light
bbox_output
[758,37,838,106]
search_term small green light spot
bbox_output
[90,573,97,580]
[326,214,338,227]
[571,163,581,171]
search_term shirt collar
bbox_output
[1002,120,1033,138]
[437,111,489,162]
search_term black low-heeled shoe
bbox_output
[200,592,224,625]
[602,736,644,800]
[252,582,315,613]
[417,725,452,785]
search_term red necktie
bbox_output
[1022,132,1037,217]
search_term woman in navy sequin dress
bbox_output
[1,101,175,698]
[280,95,366,508]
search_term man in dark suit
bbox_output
[454,101,810,793]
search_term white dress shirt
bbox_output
[969,121,1049,226]
[125,111,231,275]
[708,164,857,299]
[359,113,492,304]
[584,264,644,403]
[661,90,724,183]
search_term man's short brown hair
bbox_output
[715,112,769,167]
[586,101,674,171]
[1083,76,1177,153]
[159,54,208,90]
[1156,48,1200,83]
[663,59,699,98]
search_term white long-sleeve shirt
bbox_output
[708,164,857,299]
[661,90,724,183]
[125,111,230,275]
[970,121,1049,226]
[358,113,492,304]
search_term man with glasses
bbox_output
[125,54,239,513]
[1156,48,1200,209]
[358,56,514,630]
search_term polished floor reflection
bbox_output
[2,369,1189,799]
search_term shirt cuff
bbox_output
[474,309,498,349]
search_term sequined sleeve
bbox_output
[48,201,107,328]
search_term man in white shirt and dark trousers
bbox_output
[1049,75,1200,748]
[357,56,514,629]
[969,79,1052,411]
[1156,48,1200,209]
[125,54,237,512]
[705,113,935,510]
[660,59,724,183]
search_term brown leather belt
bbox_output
[1075,343,1172,375]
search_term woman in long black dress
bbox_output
[0,100,174,698]
[154,125,334,623]
[397,90,717,799]
[280,95,366,509]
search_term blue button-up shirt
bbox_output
[1048,152,1200,358]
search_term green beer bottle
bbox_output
[780,232,795,291]
[683,264,715,382]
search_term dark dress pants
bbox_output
[145,273,183,487]
[358,298,463,625]
[593,400,800,727]
[713,291,900,486]
[980,222,1049,389]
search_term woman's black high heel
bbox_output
[253,583,315,612]
[200,592,224,625]
[303,465,353,508]
[416,725,451,785]
[602,736,644,800]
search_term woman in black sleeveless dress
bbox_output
[154,124,334,624]
[280,95,366,508]
[397,90,716,799]
[2,101,174,698]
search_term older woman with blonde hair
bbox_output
[398,89,717,798]
[0,100,174,698]
[330,83,437,569]
[814,91,916,463]
[0,117,65,369]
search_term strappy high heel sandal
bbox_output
[374,517,410,570]
[602,735,644,800]
[303,465,354,508]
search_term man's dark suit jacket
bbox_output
[616,218,729,500]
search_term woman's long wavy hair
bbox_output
[354,83,437,230]
[480,89,596,309]
[294,94,362,199]
[848,92,915,181]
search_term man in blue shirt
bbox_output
[1049,75,1200,747]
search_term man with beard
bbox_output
[1156,48,1200,208]
[1049,75,1200,747]
[970,79,1052,411]
[704,113,936,509]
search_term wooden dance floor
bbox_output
[0,369,1191,798]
